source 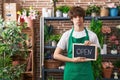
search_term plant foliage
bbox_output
[89,18,103,79]
[57,5,70,13]
[0,16,28,80]
[86,5,100,15]
[44,24,53,43]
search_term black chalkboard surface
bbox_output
[73,43,97,61]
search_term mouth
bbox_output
[77,22,81,24]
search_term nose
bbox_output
[76,16,82,20]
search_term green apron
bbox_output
[64,28,94,80]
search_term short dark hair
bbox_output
[68,6,85,19]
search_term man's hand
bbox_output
[84,40,91,45]
[72,57,86,62]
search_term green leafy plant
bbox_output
[86,5,100,15]
[114,60,120,68]
[0,64,25,80]
[48,76,54,80]
[0,21,28,57]
[50,34,61,42]
[86,8,91,16]
[44,24,53,43]
[57,5,70,13]
[0,17,28,80]
[89,18,103,79]
[89,19,103,47]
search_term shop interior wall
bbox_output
[0,0,120,80]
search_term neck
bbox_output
[74,25,84,32]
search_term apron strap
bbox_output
[67,27,74,52]
[84,27,89,40]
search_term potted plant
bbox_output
[86,5,100,17]
[107,3,119,17]
[102,61,114,77]
[86,8,91,16]
[0,16,28,80]
[17,6,39,27]
[0,21,28,59]
[100,6,109,17]
[56,5,70,17]
[49,34,61,46]
[108,35,119,54]
[44,24,53,45]
[102,61,114,79]
[101,26,111,54]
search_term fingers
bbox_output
[72,57,86,62]
[84,40,91,45]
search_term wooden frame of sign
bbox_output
[73,43,97,61]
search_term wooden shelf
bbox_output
[23,71,33,74]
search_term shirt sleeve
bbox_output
[57,31,70,50]
[91,34,101,48]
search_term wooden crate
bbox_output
[3,3,20,21]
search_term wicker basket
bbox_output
[44,59,62,69]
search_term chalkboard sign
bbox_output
[73,43,97,61]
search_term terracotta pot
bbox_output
[25,17,33,27]
[102,68,113,79]
[12,61,20,66]
[100,7,109,17]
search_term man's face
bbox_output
[71,16,84,27]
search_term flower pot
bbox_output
[91,12,97,17]
[109,8,118,17]
[24,17,33,27]
[12,61,20,66]
[102,68,113,79]
[56,10,62,17]
[63,13,68,17]
[100,7,109,17]
[51,40,57,46]
[103,44,107,54]
[111,49,117,54]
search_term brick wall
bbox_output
[1,0,120,80]
[0,0,2,15]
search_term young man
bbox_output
[53,6,100,80]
